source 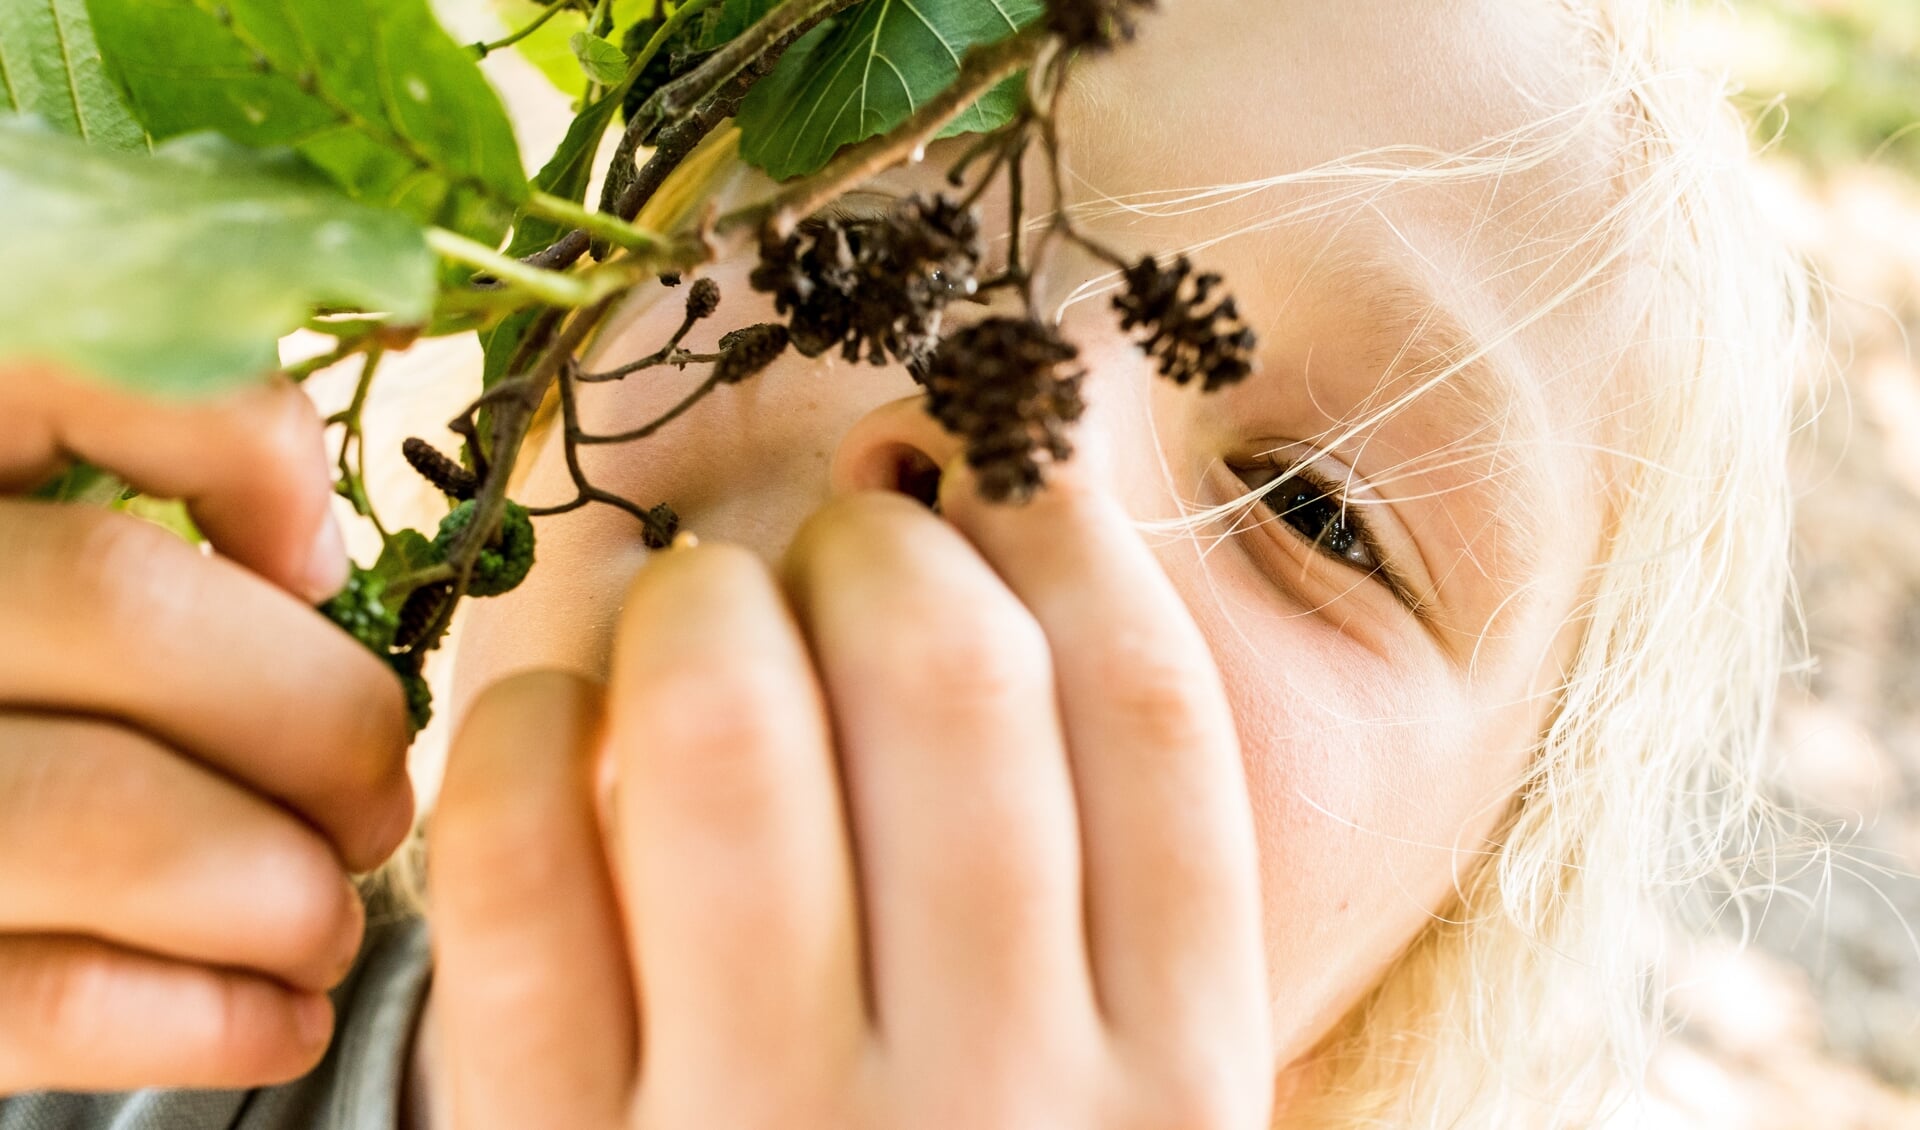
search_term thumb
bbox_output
[0,362,348,603]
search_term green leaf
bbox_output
[490,0,660,98]
[372,527,445,599]
[491,0,589,98]
[734,0,1043,181]
[691,0,781,50]
[119,494,202,542]
[86,0,525,242]
[480,85,626,392]
[31,461,126,503]
[932,69,1023,140]
[570,29,629,85]
[0,0,147,150]
[0,122,435,396]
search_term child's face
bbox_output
[459,0,1627,1071]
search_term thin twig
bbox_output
[577,301,711,381]
[283,336,370,383]
[542,363,681,543]
[472,1,571,59]
[332,347,388,540]
[572,372,723,445]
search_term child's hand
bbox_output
[428,468,1274,1129]
[0,366,414,1093]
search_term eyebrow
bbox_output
[1279,241,1559,611]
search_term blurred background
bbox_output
[1640,2,1920,1126]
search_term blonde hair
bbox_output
[1067,2,1808,1125]
[363,2,1813,1124]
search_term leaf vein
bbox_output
[45,0,86,141]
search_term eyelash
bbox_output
[1227,457,1397,590]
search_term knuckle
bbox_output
[621,661,808,833]
[22,938,117,1051]
[637,661,795,771]
[205,973,317,1081]
[222,377,323,470]
[244,832,359,968]
[432,801,572,923]
[56,509,194,642]
[1,721,165,882]
[880,603,1052,712]
[1090,643,1214,750]
[1133,1071,1267,1130]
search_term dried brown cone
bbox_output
[713,323,791,384]
[919,317,1086,504]
[401,437,478,500]
[750,193,983,366]
[639,503,680,549]
[684,276,721,321]
[1112,254,1257,392]
[1045,0,1157,51]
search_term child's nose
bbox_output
[828,394,963,510]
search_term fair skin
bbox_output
[0,0,1626,1123]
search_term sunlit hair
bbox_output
[1050,1,1808,1124]
[361,1,1812,1124]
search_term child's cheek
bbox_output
[1188,591,1523,1065]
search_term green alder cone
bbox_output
[320,565,399,654]
[86,0,526,243]
[388,656,434,734]
[435,500,537,598]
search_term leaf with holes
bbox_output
[733,0,1042,181]
[86,0,524,242]
[0,0,148,150]
[0,123,434,396]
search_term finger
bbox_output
[0,503,413,872]
[430,671,634,1130]
[606,543,864,1116]
[0,934,335,1093]
[779,493,1094,1059]
[0,714,364,992]
[0,364,346,603]
[937,457,1268,1050]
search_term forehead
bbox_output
[1060,0,1594,187]
[1043,0,1631,635]
[1048,0,1631,440]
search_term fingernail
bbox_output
[293,993,335,1046]
[303,510,350,603]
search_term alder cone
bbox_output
[750,194,983,367]
[684,276,721,321]
[919,317,1086,504]
[402,437,477,500]
[1113,253,1257,392]
[713,322,790,383]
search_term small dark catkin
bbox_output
[713,323,791,384]
[684,276,721,321]
[402,437,478,500]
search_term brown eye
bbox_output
[1231,462,1381,574]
